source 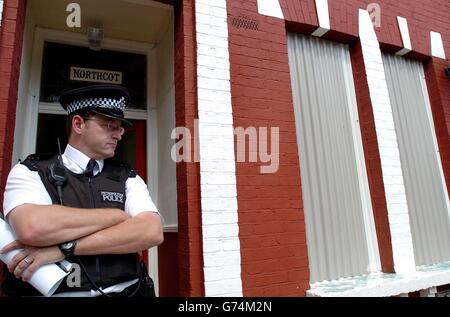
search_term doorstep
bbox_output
[307,261,450,297]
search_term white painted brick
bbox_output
[203,250,242,268]
[379,147,399,160]
[196,13,227,27]
[204,267,224,282]
[198,100,233,114]
[383,175,405,186]
[371,100,391,111]
[201,197,238,211]
[198,65,230,80]
[222,238,241,251]
[199,146,235,161]
[203,224,239,238]
[201,171,237,185]
[197,23,229,38]
[203,238,223,253]
[211,6,227,17]
[381,166,404,176]
[199,111,233,124]
[388,213,411,225]
[201,184,237,197]
[197,54,230,69]
[220,213,239,224]
[196,3,212,14]
[387,203,408,214]
[196,0,242,296]
[196,0,226,9]
[223,266,242,279]
[198,77,231,91]
[197,33,229,48]
[200,160,236,172]
[205,278,243,296]
[198,88,231,102]
[202,212,239,226]
[199,146,234,161]
[386,193,408,205]
[202,212,226,225]
[374,118,396,131]
[198,123,234,137]
[203,225,224,239]
[384,185,406,195]
[204,267,226,282]
[359,8,415,273]
[203,251,226,267]
[373,110,394,122]
[196,5,227,19]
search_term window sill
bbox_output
[307,261,450,297]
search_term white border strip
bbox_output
[358,9,416,274]
[195,0,243,297]
[311,0,330,37]
[396,16,412,56]
[256,0,284,19]
[430,31,446,59]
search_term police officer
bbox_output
[0,84,163,296]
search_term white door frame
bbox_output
[19,26,161,294]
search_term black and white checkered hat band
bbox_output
[66,97,126,114]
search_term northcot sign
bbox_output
[70,67,122,84]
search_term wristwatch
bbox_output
[59,240,77,260]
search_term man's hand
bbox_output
[0,240,64,282]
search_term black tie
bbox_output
[84,159,98,177]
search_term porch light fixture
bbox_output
[87,26,104,51]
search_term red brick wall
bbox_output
[0,0,26,210]
[0,0,26,296]
[227,0,309,296]
[174,0,204,296]
[227,0,448,295]
[424,58,450,194]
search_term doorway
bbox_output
[13,0,178,296]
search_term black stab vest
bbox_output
[2,154,140,296]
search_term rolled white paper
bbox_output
[0,218,70,297]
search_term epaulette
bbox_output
[118,162,137,178]
[20,153,57,171]
[105,160,137,180]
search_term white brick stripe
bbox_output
[256,0,284,19]
[311,0,330,37]
[195,0,243,297]
[358,9,416,273]
[395,16,412,56]
[430,31,446,59]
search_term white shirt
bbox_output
[2,144,160,296]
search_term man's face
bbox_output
[81,115,125,159]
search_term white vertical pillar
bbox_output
[311,0,330,37]
[256,0,284,19]
[358,9,416,273]
[395,16,412,56]
[430,31,446,59]
[195,0,242,296]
